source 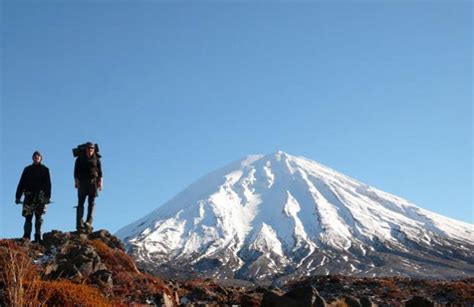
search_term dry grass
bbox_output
[88,238,170,303]
[39,280,112,306]
[0,240,43,306]
[89,239,138,273]
[0,240,114,306]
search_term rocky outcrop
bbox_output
[1,230,175,306]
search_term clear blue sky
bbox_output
[1,1,472,238]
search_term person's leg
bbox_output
[22,197,35,240]
[77,188,87,232]
[34,204,45,242]
[86,195,95,226]
[85,181,97,233]
[23,214,33,240]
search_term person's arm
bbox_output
[97,158,103,190]
[15,168,26,202]
[74,158,80,188]
[44,167,52,200]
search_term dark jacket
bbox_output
[16,163,52,199]
[74,154,102,181]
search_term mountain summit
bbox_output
[117,152,474,283]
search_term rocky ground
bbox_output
[0,230,472,306]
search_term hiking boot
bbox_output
[76,205,85,232]
[76,220,85,233]
[84,222,93,234]
[33,234,42,244]
[76,225,86,235]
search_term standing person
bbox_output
[74,142,103,234]
[15,151,52,243]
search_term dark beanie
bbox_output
[32,151,42,158]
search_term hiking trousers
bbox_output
[22,201,45,239]
[77,179,98,230]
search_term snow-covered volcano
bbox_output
[117,151,474,283]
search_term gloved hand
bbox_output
[15,198,21,204]
[75,179,79,189]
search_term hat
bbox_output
[32,151,42,158]
[31,151,43,160]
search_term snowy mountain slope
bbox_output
[117,151,474,283]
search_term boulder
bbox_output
[89,269,113,288]
[261,289,295,307]
[405,296,434,307]
[360,296,377,307]
[284,285,327,307]
[89,230,125,250]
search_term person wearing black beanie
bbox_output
[15,151,52,243]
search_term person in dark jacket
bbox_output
[74,142,103,233]
[15,151,52,242]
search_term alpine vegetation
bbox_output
[117,151,474,284]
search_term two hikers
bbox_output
[15,142,103,241]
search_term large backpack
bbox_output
[72,143,102,158]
